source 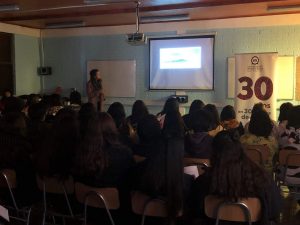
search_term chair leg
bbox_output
[84,203,87,225]
[141,214,146,225]
[26,207,32,225]
[103,206,115,225]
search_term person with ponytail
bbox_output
[87,69,104,111]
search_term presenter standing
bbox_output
[87,69,104,111]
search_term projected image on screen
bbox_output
[160,47,201,69]
[149,35,215,90]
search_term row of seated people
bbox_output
[0,92,290,224]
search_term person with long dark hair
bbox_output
[203,104,223,137]
[277,102,293,137]
[182,99,205,130]
[87,69,104,111]
[220,105,244,136]
[127,100,149,130]
[190,130,281,225]
[240,110,278,172]
[74,112,133,187]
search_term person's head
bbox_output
[189,99,205,114]
[210,130,267,201]
[90,69,100,80]
[278,102,293,123]
[220,105,236,121]
[203,104,220,129]
[2,97,24,115]
[190,109,212,132]
[137,114,161,143]
[107,102,126,128]
[162,97,179,115]
[50,94,62,107]
[162,111,185,138]
[27,94,40,107]
[287,105,300,129]
[2,89,12,99]
[97,112,120,147]
[131,100,149,123]
[249,110,273,138]
[70,90,81,105]
[28,102,48,122]
[251,102,265,114]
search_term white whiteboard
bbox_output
[228,56,294,99]
[87,60,136,97]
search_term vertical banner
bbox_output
[235,53,278,125]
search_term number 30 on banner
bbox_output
[237,76,273,101]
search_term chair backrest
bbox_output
[244,145,270,165]
[131,191,168,217]
[0,169,17,189]
[74,182,119,209]
[36,175,74,194]
[279,149,300,166]
[205,195,261,224]
[183,158,210,176]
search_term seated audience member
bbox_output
[0,89,12,113]
[69,90,82,112]
[182,99,205,131]
[27,102,50,153]
[73,112,133,187]
[244,103,279,138]
[1,96,25,115]
[162,110,185,139]
[277,102,293,138]
[78,103,96,138]
[279,106,300,185]
[46,94,64,122]
[185,110,213,158]
[126,100,149,130]
[220,105,244,136]
[108,102,135,147]
[35,108,79,180]
[203,104,223,137]
[130,131,192,224]
[107,102,126,129]
[133,114,162,158]
[0,112,37,205]
[240,110,278,172]
[190,130,282,225]
[157,97,180,129]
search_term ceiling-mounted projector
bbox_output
[126,32,147,45]
[126,1,147,46]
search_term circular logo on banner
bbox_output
[251,56,259,65]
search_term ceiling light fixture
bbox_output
[140,14,190,23]
[45,21,85,29]
[0,4,20,12]
[267,4,300,12]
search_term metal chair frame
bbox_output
[0,169,32,225]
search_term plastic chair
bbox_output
[131,191,182,225]
[204,195,261,225]
[276,149,300,189]
[0,169,31,225]
[36,175,75,225]
[74,182,120,225]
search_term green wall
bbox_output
[40,25,300,114]
[14,34,41,96]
